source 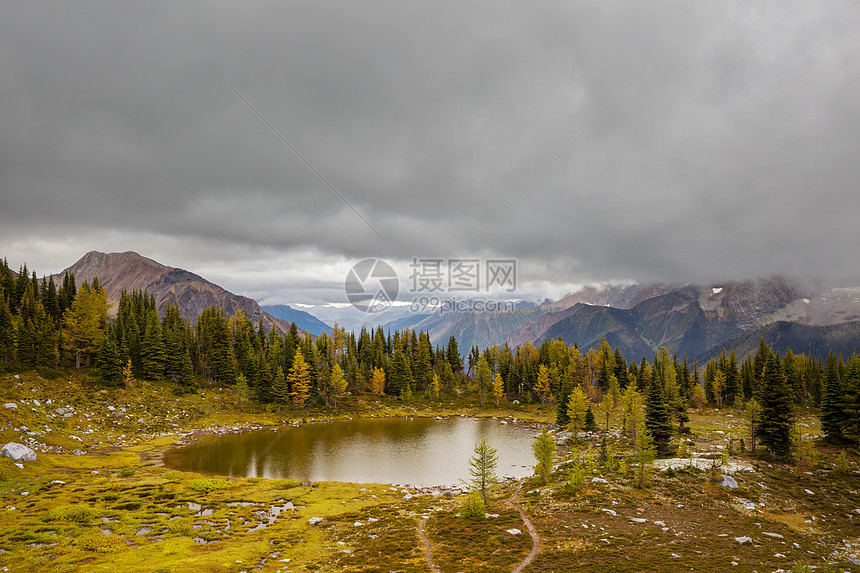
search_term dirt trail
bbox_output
[418,486,540,573]
[506,487,540,573]
[417,518,441,573]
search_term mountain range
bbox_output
[50,251,860,361]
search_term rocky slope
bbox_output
[58,251,295,333]
[510,276,855,360]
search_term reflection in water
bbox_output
[164,418,536,486]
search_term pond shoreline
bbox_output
[162,415,546,489]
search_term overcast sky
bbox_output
[2,1,860,305]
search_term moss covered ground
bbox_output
[1,371,859,572]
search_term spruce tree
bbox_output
[0,299,15,362]
[97,335,122,385]
[446,335,461,373]
[819,353,845,442]
[756,353,794,460]
[841,355,860,440]
[141,311,167,380]
[645,369,674,456]
[271,366,289,409]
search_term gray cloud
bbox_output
[3,1,860,303]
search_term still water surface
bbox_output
[164,417,537,486]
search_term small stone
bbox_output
[307,517,324,525]
[774,553,786,558]
[743,501,756,510]
[33,400,40,407]
[50,480,66,487]
[591,477,608,484]
[72,450,85,456]
[630,518,647,524]
[762,532,784,539]
[602,509,617,516]
[506,528,521,535]
[14,463,23,469]
[804,489,814,495]
[654,521,665,527]
[671,553,681,558]
[3,403,16,410]
[735,536,752,544]
[402,493,413,501]
[353,522,363,527]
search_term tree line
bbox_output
[1,258,858,455]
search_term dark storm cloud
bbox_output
[2,1,860,301]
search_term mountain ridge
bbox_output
[57,251,296,334]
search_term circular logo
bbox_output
[344,258,399,313]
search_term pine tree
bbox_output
[492,372,505,406]
[389,346,413,397]
[330,363,347,409]
[711,370,726,407]
[370,367,386,396]
[532,429,556,485]
[744,398,761,453]
[97,334,122,385]
[819,353,845,442]
[842,355,860,440]
[476,356,492,407]
[141,311,167,380]
[468,437,498,505]
[271,366,289,409]
[634,427,656,488]
[566,386,589,433]
[288,350,312,409]
[446,335,461,373]
[535,364,552,406]
[0,298,15,362]
[756,353,794,460]
[123,359,136,388]
[645,369,674,456]
[62,281,108,369]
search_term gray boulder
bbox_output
[1,442,37,462]
[720,475,738,489]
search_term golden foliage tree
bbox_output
[288,350,312,409]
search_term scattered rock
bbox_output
[762,532,784,539]
[307,517,324,525]
[735,536,752,544]
[32,400,40,407]
[353,522,363,527]
[3,403,16,410]
[804,489,814,495]
[630,518,647,524]
[14,463,23,469]
[602,509,617,516]
[72,450,85,456]
[506,528,521,535]
[55,407,74,417]
[654,521,665,527]
[1,443,37,462]
[50,480,66,487]
[402,493,413,501]
[591,477,608,484]
[743,501,756,510]
[720,475,738,489]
